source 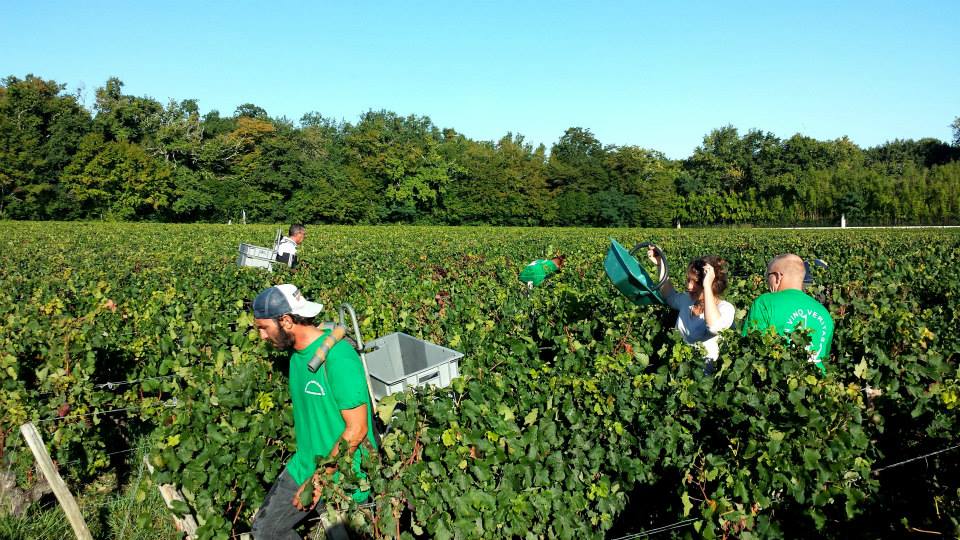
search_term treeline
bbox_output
[2,74,959,226]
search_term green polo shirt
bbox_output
[743,289,834,374]
[519,259,559,287]
[287,330,377,500]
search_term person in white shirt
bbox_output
[276,224,306,267]
[647,248,735,373]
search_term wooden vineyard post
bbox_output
[143,456,199,539]
[18,422,92,540]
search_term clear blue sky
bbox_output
[3,0,958,158]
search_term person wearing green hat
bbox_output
[519,255,566,288]
[250,284,376,539]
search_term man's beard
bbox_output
[274,325,295,350]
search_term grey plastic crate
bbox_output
[364,332,463,400]
[238,243,276,270]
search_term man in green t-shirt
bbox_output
[743,254,834,374]
[250,284,377,540]
[519,255,565,288]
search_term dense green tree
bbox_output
[0,75,91,218]
[778,134,863,172]
[920,161,960,224]
[1,73,958,226]
[234,103,269,120]
[169,168,217,221]
[202,110,236,138]
[210,115,286,222]
[344,111,452,222]
[439,132,553,225]
[682,126,750,193]
[554,190,595,226]
[93,78,164,144]
[547,128,614,225]
[496,134,553,224]
[149,99,204,167]
[284,112,380,223]
[60,133,174,220]
[604,146,678,227]
[864,138,959,172]
[548,127,608,191]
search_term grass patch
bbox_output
[0,447,180,540]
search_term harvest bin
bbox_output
[237,243,275,270]
[364,332,463,401]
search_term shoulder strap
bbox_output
[310,323,385,450]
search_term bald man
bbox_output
[743,254,834,374]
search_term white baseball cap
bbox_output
[252,284,323,319]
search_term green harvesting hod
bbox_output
[604,239,668,306]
